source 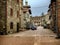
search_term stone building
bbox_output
[45,14,51,25]
[0,0,23,34]
[0,0,7,34]
[40,13,51,27]
[22,0,31,29]
[49,0,56,32]
[49,0,60,37]
[19,0,23,29]
[31,16,41,26]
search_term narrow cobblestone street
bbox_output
[0,0,60,45]
[8,26,56,36]
[0,26,60,45]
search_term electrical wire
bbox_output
[30,5,49,8]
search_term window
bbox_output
[10,22,13,29]
[17,11,19,17]
[17,0,19,4]
[10,8,13,16]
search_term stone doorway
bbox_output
[17,23,19,32]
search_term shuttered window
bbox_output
[17,0,19,4]
[10,22,13,29]
[17,11,19,17]
[10,8,13,16]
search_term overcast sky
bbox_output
[23,0,50,16]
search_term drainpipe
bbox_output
[55,0,60,38]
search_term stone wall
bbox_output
[57,0,60,32]
[6,0,20,33]
[0,0,7,31]
[0,0,23,34]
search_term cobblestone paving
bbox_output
[0,26,60,45]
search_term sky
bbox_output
[23,0,51,16]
